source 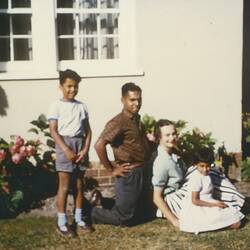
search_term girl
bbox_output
[179,147,244,234]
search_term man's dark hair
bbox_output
[121,82,142,97]
[193,147,215,165]
[155,119,175,141]
[59,69,81,85]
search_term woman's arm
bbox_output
[153,189,179,227]
[192,191,228,208]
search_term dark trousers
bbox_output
[91,166,144,226]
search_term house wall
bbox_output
[0,0,243,162]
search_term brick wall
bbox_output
[85,161,115,187]
[87,152,243,187]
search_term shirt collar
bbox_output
[157,145,179,163]
[122,109,140,120]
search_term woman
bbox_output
[152,119,245,228]
[152,119,186,227]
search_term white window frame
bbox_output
[0,0,143,80]
[0,0,33,73]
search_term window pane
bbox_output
[0,38,10,62]
[79,14,97,35]
[101,0,119,8]
[12,0,31,8]
[101,14,118,35]
[0,0,8,9]
[13,38,32,60]
[80,38,98,59]
[58,38,76,60]
[0,14,10,35]
[57,0,75,8]
[12,14,31,35]
[79,0,97,8]
[101,37,118,59]
[57,14,75,35]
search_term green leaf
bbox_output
[246,135,250,143]
[47,139,55,148]
[27,128,39,134]
[38,114,47,124]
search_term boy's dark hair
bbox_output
[155,119,175,141]
[121,82,142,97]
[59,69,81,85]
[193,147,215,165]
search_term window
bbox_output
[57,0,119,60]
[0,0,33,71]
[0,0,140,79]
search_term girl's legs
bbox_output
[57,171,71,229]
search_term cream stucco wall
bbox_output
[0,0,243,160]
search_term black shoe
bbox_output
[90,189,102,206]
[72,220,95,234]
[56,224,76,238]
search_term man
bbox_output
[92,82,151,226]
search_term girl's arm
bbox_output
[49,120,76,161]
[192,191,228,208]
[75,119,92,163]
[153,189,179,227]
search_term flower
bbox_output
[12,153,23,165]
[10,145,19,154]
[15,136,24,148]
[0,149,6,162]
[26,145,36,157]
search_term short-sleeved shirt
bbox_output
[187,171,213,199]
[99,110,150,164]
[47,99,89,137]
[152,146,186,196]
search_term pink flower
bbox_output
[12,153,23,165]
[0,149,6,162]
[15,136,24,148]
[10,145,19,154]
[26,145,36,156]
[19,146,27,158]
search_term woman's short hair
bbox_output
[193,147,215,165]
[155,119,175,141]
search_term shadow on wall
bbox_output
[0,85,9,116]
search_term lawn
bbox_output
[0,214,250,250]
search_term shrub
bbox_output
[142,114,216,165]
[0,114,57,218]
[241,157,250,181]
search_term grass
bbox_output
[0,215,250,250]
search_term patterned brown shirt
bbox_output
[99,110,150,164]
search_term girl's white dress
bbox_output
[179,171,244,234]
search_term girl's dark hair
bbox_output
[121,82,142,97]
[193,147,215,165]
[155,119,175,141]
[59,69,81,85]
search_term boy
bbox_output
[48,69,93,236]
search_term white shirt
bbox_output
[47,99,89,137]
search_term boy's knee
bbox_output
[58,185,69,194]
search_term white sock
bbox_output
[58,213,67,227]
[74,208,82,223]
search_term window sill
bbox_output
[0,70,145,81]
